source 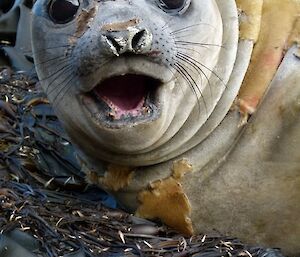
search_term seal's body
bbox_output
[32,0,300,255]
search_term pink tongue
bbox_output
[94,75,147,110]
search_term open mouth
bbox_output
[84,74,162,126]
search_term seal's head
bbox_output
[32,0,225,165]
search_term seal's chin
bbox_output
[83,74,162,128]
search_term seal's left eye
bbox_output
[157,0,190,14]
[48,0,80,24]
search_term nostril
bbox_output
[106,35,122,53]
[131,29,146,49]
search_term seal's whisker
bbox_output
[34,55,70,67]
[52,75,77,106]
[175,53,213,100]
[174,46,226,87]
[171,33,201,40]
[46,66,75,95]
[25,55,71,80]
[175,41,225,49]
[44,65,74,93]
[39,59,73,83]
[44,57,73,70]
[170,23,217,35]
[173,63,201,113]
[166,65,186,96]
[54,84,73,107]
[173,45,209,54]
[48,56,113,96]
[173,54,201,77]
[175,60,207,110]
[172,63,198,99]
[177,52,225,88]
[173,62,206,115]
[47,68,75,95]
[176,57,205,98]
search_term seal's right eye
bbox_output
[156,0,191,15]
[48,0,80,24]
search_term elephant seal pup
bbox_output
[32,0,300,255]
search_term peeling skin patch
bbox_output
[75,6,97,38]
[136,159,193,236]
[86,164,135,191]
[172,159,193,179]
[236,0,263,42]
[101,19,140,32]
[237,0,300,118]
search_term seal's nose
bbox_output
[102,23,153,56]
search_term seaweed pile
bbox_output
[0,68,285,257]
[1,179,282,257]
[0,67,85,189]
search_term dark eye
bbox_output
[48,0,80,24]
[157,0,191,14]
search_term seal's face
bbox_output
[32,0,223,164]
